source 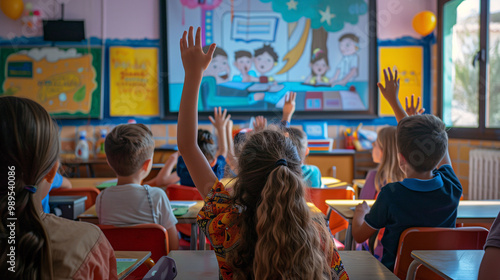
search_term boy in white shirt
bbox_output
[96,124,179,250]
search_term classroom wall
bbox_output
[1,0,496,196]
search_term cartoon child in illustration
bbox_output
[202,45,231,84]
[331,33,359,86]
[304,48,330,85]
[254,44,278,83]
[232,50,258,83]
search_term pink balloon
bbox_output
[180,0,223,10]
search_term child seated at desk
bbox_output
[0,96,116,279]
[478,210,500,280]
[359,126,404,199]
[352,67,462,271]
[96,123,179,250]
[42,172,72,213]
[287,127,322,188]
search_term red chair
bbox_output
[305,186,355,236]
[98,224,169,279]
[165,184,204,248]
[50,187,100,210]
[394,226,489,280]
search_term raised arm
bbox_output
[177,27,217,197]
[225,119,238,173]
[377,67,407,123]
[282,92,296,123]
[209,107,230,158]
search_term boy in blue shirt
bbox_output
[287,127,322,188]
[352,67,462,271]
[42,172,72,213]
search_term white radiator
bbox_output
[469,149,500,200]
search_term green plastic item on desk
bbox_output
[116,258,137,275]
[96,181,117,189]
[173,206,189,216]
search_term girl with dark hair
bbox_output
[0,96,116,279]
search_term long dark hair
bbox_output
[0,96,59,279]
[228,128,332,280]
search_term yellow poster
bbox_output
[110,47,159,116]
[379,46,423,116]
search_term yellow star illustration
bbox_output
[319,6,335,25]
[287,0,298,10]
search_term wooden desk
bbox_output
[326,200,500,250]
[340,251,399,279]
[406,250,484,280]
[306,150,355,184]
[69,177,116,189]
[60,156,108,178]
[78,201,205,250]
[167,250,397,279]
[115,251,151,280]
[167,250,219,280]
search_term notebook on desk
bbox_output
[96,179,118,189]
[171,201,197,216]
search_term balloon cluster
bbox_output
[21,2,42,34]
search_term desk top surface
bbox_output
[326,200,500,220]
[115,251,151,280]
[411,250,484,280]
[77,201,204,223]
[167,250,398,280]
[68,177,116,189]
[167,251,219,280]
[340,251,399,279]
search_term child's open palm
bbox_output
[282,92,297,122]
[180,26,216,75]
[209,107,230,130]
[405,94,425,116]
[377,67,400,104]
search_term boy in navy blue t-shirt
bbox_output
[352,67,462,271]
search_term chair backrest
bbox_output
[394,226,489,280]
[305,186,355,235]
[98,224,168,278]
[50,187,100,210]
[165,184,203,201]
[98,224,169,261]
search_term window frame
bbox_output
[437,0,500,140]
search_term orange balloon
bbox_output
[1,0,24,20]
[412,11,437,37]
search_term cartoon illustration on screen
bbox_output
[167,0,370,113]
[331,33,360,86]
[232,50,258,83]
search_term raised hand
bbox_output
[180,26,216,75]
[282,91,297,123]
[377,67,400,105]
[253,115,268,132]
[405,94,425,116]
[377,67,407,122]
[209,107,230,130]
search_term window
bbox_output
[438,0,500,139]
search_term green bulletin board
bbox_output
[0,47,102,118]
